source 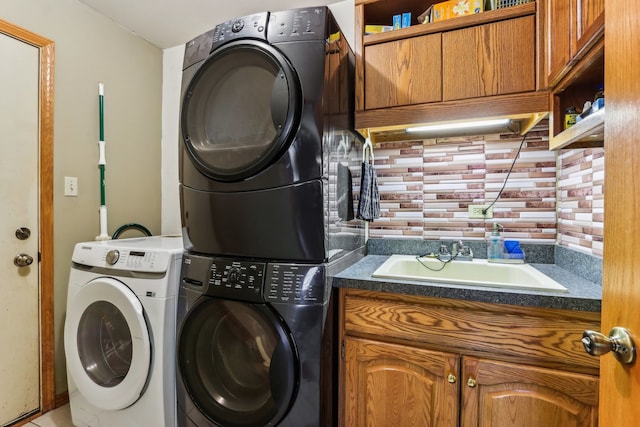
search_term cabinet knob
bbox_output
[582,327,636,365]
[447,373,456,384]
[467,377,477,388]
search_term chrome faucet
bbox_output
[453,240,473,261]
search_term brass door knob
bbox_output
[582,327,636,365]
[14,253,34,267]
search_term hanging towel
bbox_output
[357,138,380,221]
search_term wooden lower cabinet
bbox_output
[339,289,600,427]
[344,337,459,427]
[462,357,599,427]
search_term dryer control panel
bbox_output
[268,7,329,43]
[210,12,269,52]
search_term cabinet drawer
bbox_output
[442,15,536,101]
[364,33,442,110]
[343,290,600,374]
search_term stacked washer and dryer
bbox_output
[176,6,364,427]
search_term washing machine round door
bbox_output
[181,40,301,182]
[178,298,298,427]
[64,277,151,411]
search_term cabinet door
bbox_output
[344,337,459,427]
[364,34,442,110]
[543,0,572,87]
[442,15,535,101]
[461,357,599,427]
[572,0,604,59]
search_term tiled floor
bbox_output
[26,404,73,427]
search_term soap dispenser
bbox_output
[487,223,505,261]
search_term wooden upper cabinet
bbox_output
[344,337,460,427]
[353,2,547,131]
[461,357,599,427]
[543,0,572,87]
[364,34,442,110]
[543,0,604,87]
[442,15,535,101]
[572,0,605,58]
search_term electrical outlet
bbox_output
[64,176,78,197]
[468,205,493,219]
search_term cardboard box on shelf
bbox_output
[433,0,484,22]
[392,14,402,29]
[364,25,394,34]
[402,12,412,28]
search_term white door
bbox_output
[0,32,41,424]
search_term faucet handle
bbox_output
[439,243,450,255]
[457,240,473,257]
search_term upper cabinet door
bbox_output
[572,0,605,58]
[442,15,536,101]
[544,0,604,88]
[544,0,572,87]
[364,34,442,110]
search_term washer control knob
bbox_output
[228,267,241,285]
[106,250,120,265]
[231,19,245,33]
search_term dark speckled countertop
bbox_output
[333,254,602,312]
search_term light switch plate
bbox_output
[64,176,78,196]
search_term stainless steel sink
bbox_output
[372,255,568,293]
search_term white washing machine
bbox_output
[64,235,183,427]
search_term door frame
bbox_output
[0,20,55,413]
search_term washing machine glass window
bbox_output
[65,277,152,411]
[178,299,298,426]
[182,40,301,182]
[77,300,132,387]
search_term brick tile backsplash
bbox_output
[365,121,604,257]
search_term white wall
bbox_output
[160,1,355,234]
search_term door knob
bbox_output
[582,327,636,365]
[14,253,34,267]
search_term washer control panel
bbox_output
[181,255,327,305]
[72,244,173,273]
[264,263,326,304]
[205,259,265,302]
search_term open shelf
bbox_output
[362,2,535,45]
[548,107,604,150]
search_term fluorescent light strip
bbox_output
[406,118,511,133]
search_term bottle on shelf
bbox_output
[592,84,604,112]
[564,106,578,129]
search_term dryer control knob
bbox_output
[106,249,120,265]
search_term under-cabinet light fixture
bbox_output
[406,118,512,133]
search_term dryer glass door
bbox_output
[178,299,297,427]
[181,40,301,182]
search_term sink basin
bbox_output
[372,255,568,293]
